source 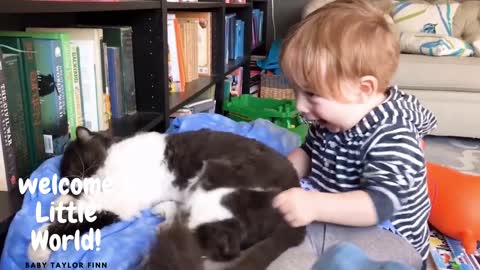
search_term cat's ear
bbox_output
[76,126,93,143]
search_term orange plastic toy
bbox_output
[426,162,480,254]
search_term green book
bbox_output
[0,48,18,191]
[0,31,74,155]
[3,53,31,178]
[0,31,76,142]
[0,37,45,168]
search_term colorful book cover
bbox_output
[430,228,480,270]
[33,39,69,156]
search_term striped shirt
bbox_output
[302,86,437,260]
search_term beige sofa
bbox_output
[392,54,480,138]
[302,0,480,139]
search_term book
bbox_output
[235,19,245,59]
[24,29,77,139]
[101,26,137,116]
[107,47,124,119]
[0,31,71,155]
[0,49,18,191]
[27,27,107,132]
[71,44,84,127]
[167,14,186,92]
[174,12,212,76]
[177,17,199,83]
[0,36,45,169]
[34,39,70,155]
[3,53,32,179]
[226,14,236,61]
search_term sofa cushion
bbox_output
[392,1,459,36]
[399,32,474,57]
[392,54,480,92]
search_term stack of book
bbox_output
[225,14,245,65]
[167,12,212,92]
[0,26,137,190]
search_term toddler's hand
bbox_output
[272,187,316,227]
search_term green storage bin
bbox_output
[224,95,308,142]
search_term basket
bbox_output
[260,73,295,100]
[224,95,307,142]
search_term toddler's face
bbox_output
[295,90,347,133]
[295,80,385,133]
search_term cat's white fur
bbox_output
[80,132,182,220]
[185,187,235,229]
[28,131,240,263]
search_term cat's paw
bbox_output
[152,201,178,225]
[28,224,52,263]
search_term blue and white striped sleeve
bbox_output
[361,124,426,223]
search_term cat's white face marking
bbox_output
[185,185,235,229]
[82,132,181,220]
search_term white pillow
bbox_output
[400,32,474,56]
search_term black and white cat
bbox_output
[28,127,305,269]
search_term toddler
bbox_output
[270,0,437,269]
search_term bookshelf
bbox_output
[0,0,269,238]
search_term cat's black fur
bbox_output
[59,127,120,198]
[56,127,305,269]
[143,129,305,269]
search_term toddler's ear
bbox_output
[359,76,378,97]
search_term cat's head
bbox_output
[60,127,116,181]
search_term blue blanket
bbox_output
[0,113,303,270]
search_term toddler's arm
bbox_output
[309,125,426,227]
[276,125,426,228]
[287,148,311,179]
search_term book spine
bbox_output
[51,40,69,155]
[4,54,31,179]
[107,47,123,119]
[95,31,108,131]
[101,42,111,125]
[74,41,99,131]
[71,45,84,128]
[120,28,137,114]
[22,38,46,168]
[0,51,18,191]
[60,35,77,140]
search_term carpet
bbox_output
[424,136,480,175]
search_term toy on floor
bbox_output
[426,161,480,255]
